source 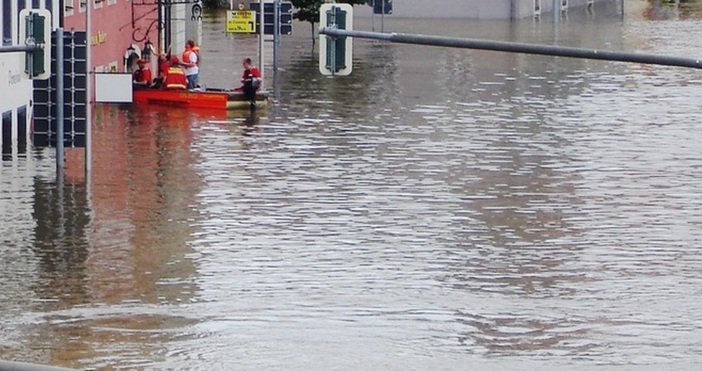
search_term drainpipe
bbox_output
[553,0,559,22]
[510,0,516,20]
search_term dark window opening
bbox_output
[17,106,28,154]
[2,111,12,156]
[2,0,11,45]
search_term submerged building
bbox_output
[357,0,622,19]
[1,1,59,157]
[1,0,199,157]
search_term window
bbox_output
[79,0,86,13]
[94,0,103,9]
[108,0,117,5]
[2,110,11,155]
[17,106,27,153]
[65,0,75,16]
[2,0,11,46]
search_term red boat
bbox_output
[132,88,268,110]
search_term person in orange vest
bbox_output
[192,44,201,66]
[132,59,152,89]
[164,56,187,90]
[150,54,171,89]
[181,40,199,90]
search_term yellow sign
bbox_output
[91,30,107,46]
[226,10,256,33]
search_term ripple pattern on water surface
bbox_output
[180,50,702,367]
[3,10,702,370]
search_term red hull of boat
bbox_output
[132,89,267,110]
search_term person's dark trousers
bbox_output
[243,80,256,109]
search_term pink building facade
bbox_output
[62,0,161,73]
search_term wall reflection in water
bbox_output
[11,104,212,368]
[88,104,200,306]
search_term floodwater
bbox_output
[3,1,702,369]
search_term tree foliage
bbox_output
[201,0,229,9]
[290,0,366,25]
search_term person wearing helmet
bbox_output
[132,59,152,89]
[164,56,187,90]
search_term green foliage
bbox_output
[290,0,366,24]
[201,0,228,9]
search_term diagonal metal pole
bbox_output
[319,28,702,70]
[0,45,41,53]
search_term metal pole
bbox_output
[86,0,92,177]
[164,0,171,53]
[56,27,64,176]
[371,0,375,32]
[381,0,385,33]
[319,28,702,70]
[0,359,76,371]
[158,0,163,52]
[621,0,625,20]
[258,0,264,89]
[553,0,559,23]
[0,45,42,53]
[329,6,336,76]
[273,0,279,71]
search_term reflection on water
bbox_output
[3,2,702,369]
[1,105,209,368]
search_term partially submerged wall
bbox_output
[355,0,621,19]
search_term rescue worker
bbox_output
[234,57,261,108]
[181,40,199,90]
[132,59,152,89]
[164,56,187,90]
[150,54,169,88]
[192,43,201,66]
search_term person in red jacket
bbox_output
[164,56,187,90]
[150,54,170,88]
[132,59,152,89]
[234,57,261,108]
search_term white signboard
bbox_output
[95,73,133,103]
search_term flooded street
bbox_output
[3,1,702,369]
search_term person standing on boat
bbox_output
[164,56,187,90]
[234,57,261,107]
[151,54,171,89]
[132,59,152,89]
[181,40,200,90]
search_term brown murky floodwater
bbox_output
[3,1,702,369]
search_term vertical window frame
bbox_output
[2,0,12,46]
[2,110,12,155]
